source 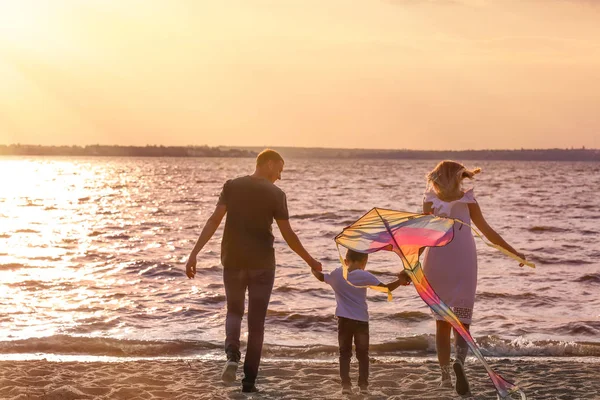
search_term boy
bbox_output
[312,249,410,395]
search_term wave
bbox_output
[173,198,204,204]
[528,255,593,266]
[553,321,600,336]
[104,233,131,240]
[123,261,184,278]
[261,309,431,328]
[266,310,335,328]
[476,291,559,307]
[15,229,39,233]
[196,294,227,305]
[528,226,571,233]
[575,273,600,284]
[381,311,431,323]
[475,336,600,357]
[292,212,344,221]
[20,202,43,207]
[273,286,332,297]
[0,263,25,271]
[3,335,599,358]
[0,336,220,357]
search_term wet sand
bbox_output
[0,357,598,399]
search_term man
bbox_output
[185,149,322,393]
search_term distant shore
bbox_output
[1,144,599,161]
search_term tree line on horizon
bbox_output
[0,144,256,158]
[0,144,598,161]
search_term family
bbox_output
[184,149,525,396]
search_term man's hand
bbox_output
[308,258,322,272]
[185,256,197,279]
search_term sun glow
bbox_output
[0,1,54,50]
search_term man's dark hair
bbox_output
[256,149,284,167]
[346,249,368,263]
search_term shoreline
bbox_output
[1,353,600,364]
[0,357,599,399]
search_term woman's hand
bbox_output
[515,251,526,267]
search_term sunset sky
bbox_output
[0,0,599,150]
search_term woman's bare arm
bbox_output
[468,202,524,259]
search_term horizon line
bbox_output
[1,144,598,152]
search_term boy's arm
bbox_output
[378,280,402,292]
[378,271,411,292]
[311,269,325,282]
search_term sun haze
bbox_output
[1,0,599,150]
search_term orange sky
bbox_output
[1,0,599,150]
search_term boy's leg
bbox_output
[435,320,453,384]
[354,320,370,389]
[223,268,247,362]
[337,317,353,388]
[241,268,275,389]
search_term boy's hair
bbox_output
[256,149,284,167]
[426,160,481,198]
[346,249,368,263]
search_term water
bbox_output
[0,157,599,359]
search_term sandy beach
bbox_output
[0,357,598,400]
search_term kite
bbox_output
[335,208,533,400]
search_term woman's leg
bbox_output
[452,323,471,395]
[435,320,452,382]
[453,323,470,364]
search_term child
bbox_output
[312,249,410,395]
[422,160,525,396]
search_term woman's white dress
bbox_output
[422,189,478,324]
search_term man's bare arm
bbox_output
[185,205,227,279]
[276,219,322,271]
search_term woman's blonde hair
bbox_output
[426,160,481,199]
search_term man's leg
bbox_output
[338,317,353,391]
[354,321,370,391]
[222,268,247,382]
[241,268,275,390]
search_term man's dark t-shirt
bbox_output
[217,175,289,270]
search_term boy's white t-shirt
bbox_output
[323,267,383,322]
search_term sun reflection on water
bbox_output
[0,158,144,340]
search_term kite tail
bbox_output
[405,260,526,399]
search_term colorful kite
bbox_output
[335,208,532,400]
